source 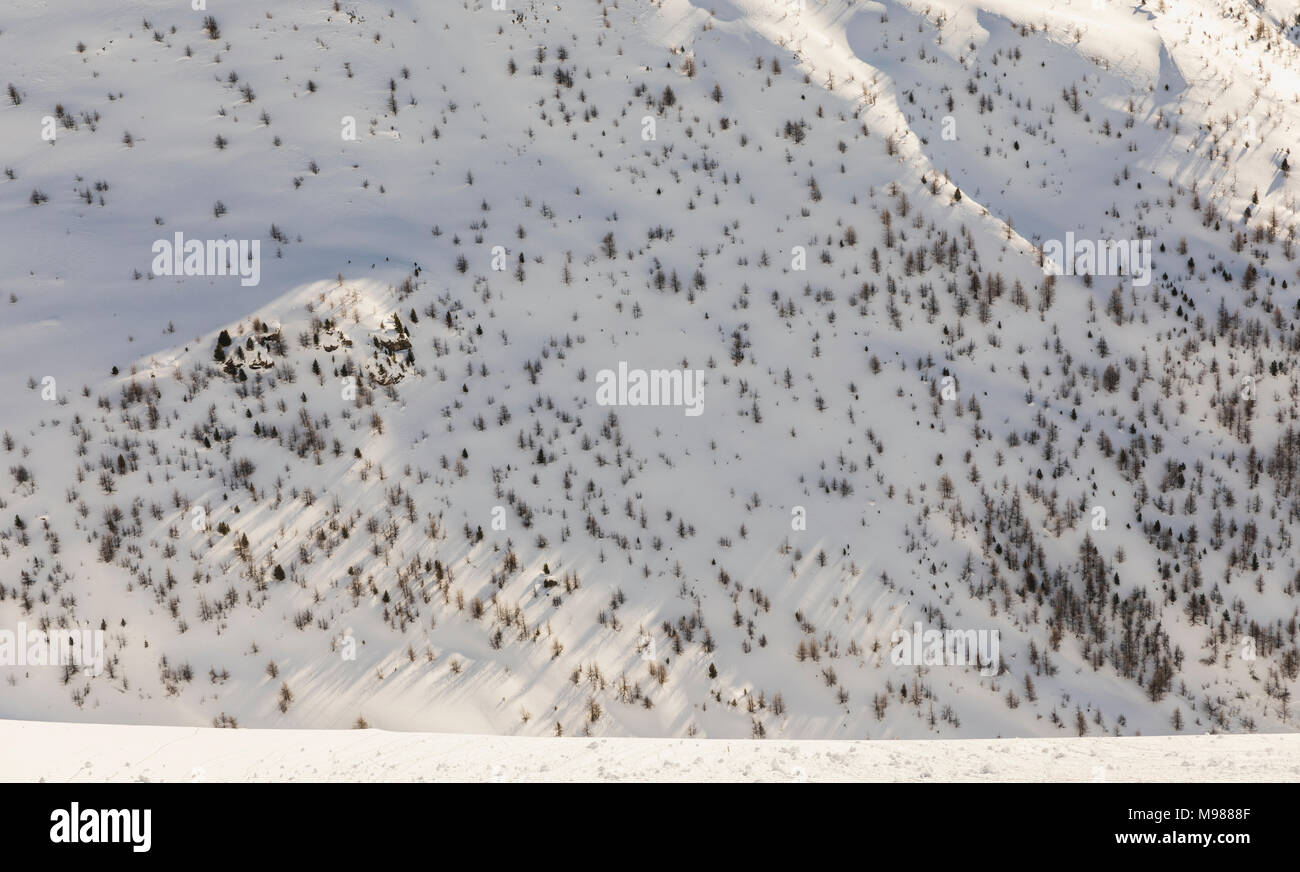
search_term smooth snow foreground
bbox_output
[2,720,1298,782]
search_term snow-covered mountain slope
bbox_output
[6,717,1298,781]
[1,0,1298,739]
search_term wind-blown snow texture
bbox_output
[1,0,1299,740]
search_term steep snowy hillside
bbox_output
[1,0,1298,739]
